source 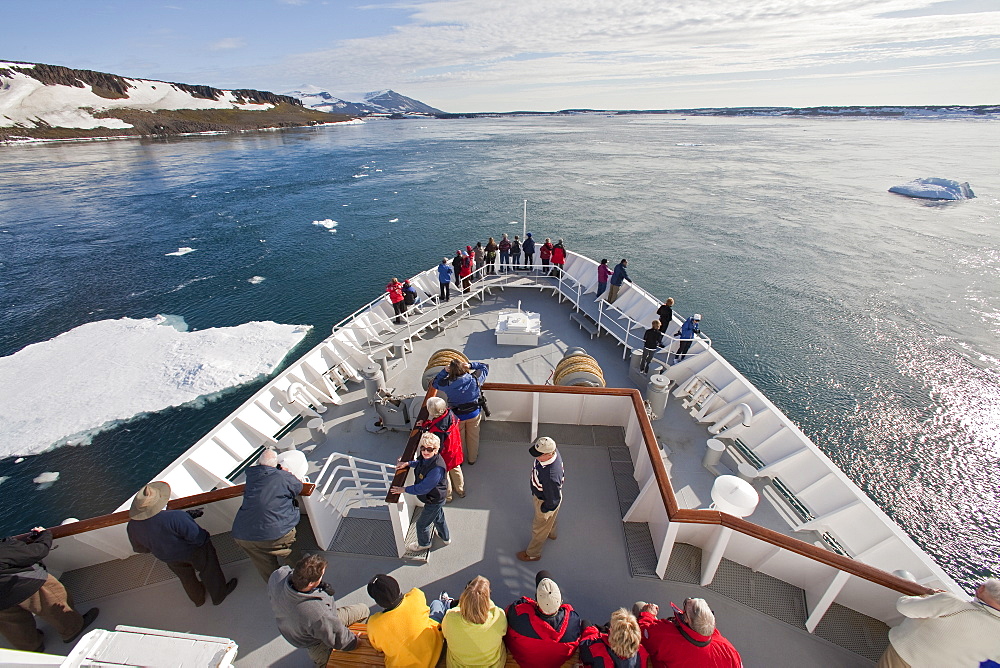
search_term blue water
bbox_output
[1,116,997,588]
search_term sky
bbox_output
[3,0,998,112]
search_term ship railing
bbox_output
[14,483,315,576]
[302,453,397,555]
[392,383,942,632]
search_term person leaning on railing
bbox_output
[417,396,466,502]
[0,527,99,652]
[877,579,1000,668]
[432,359,489,465]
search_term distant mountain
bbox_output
[0,61,347,142]
[287,87,444,116]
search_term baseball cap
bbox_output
[529,436,557,457]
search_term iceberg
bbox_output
[889,178,975,200]
[0,315,311,458]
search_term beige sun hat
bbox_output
[129,481,171,520]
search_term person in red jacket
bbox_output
[579,608,649,667]
[386,278,405,324]
[418,396,465,502]
[539,238,554,275]
[505,571,583,668]
[635,599,742,668]
[551,240,566,278]
[459,251,473,292]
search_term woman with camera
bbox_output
[431,359,489,465]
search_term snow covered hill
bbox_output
[0,61,340,142]
[287,87,444,116]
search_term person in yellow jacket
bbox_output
[441,576,508,668]
[366,574,443,668]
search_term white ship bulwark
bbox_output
[5,250,960,667]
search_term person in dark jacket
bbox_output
[634,599,742,668]
[485,237,499,274]
[453,250,464,289]
[126,481,237,607]
[656,298,674,333]
[0,528,99,652]
[511,235,523,270]
[432,359,489,464]
[640,321,666,375]
[268,554,369,667]
[522,233,536,270]
[231,448,306,582]
[391,432,450,552]
[402,280,420,309]
[505,570,583,668]
[607,259,631,304]
[438,258,453,302]
[596,259,612,299]
[517,437,564,562]
[499,234,512,273]
[674,314,701,362]
[579,608,649,667]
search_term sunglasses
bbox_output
[420,446,438,452]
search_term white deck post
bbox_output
[700,525,734,586]
[654,521,680,579]
[530,391,540,442]
[805,570,850,633]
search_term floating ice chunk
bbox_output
[889,178,975,200]
[352,174,368,178]
[33,472,59,489]
[389,218,399,223]
[0,315,311,458]
[313,220,338,233]
[0,476,8,486]
[166,247,196,256]
[248,276,265,284]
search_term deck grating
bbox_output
[707,558,808,628]
[623,522,659,579]
[328,517,399,559]
[611,461,641,517]
[812,603,890,662]
[662,542,702,584]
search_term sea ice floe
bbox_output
[312,219,338,233]
[249,276,265,284]
[0,315,311,458]
[166,247,196,256]
[389,218,399,223]
[889,178,975,200]
[33,472,59,489]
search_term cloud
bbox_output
[254,0,999,108]
[210,37,247,51]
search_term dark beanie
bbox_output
[367,574,403,610]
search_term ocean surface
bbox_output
[1,115,997,589]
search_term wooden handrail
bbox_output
[384,384,439,503]
[16,482,315,541]
[475,382,934,597]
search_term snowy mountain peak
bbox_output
[288,88,443,116]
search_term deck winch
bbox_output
[362,364,416,433]
[552,347,606,387]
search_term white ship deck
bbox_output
[2,280,890,667]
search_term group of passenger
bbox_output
[269,557,745,668]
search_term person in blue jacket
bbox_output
[391,432,450,552]
[674,313,701,362]
[438,257,453,302]
[432,359,489,464]
[231,448,306,582]
[522,233,536,271]
[607,259,631,304]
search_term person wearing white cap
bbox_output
[126,481,237,607]
[504,570,583,668]
[674,313,702,362]
[517,437,564,562]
